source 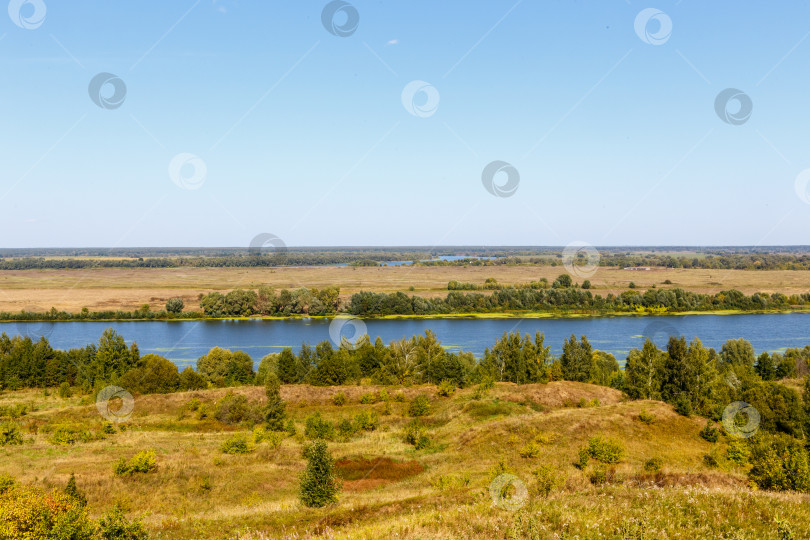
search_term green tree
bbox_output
[560,334,593,382]
[720,338,756,369]
[64,473,87,507]
[165,297,184,314]
[120,354,179,394]
[552,274,573,288]
[196,347,254,387]
[276,347,299,384]
[265,372,286,431]
[624,339,663,399]
[299,440,340,507]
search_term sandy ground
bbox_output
[0,265,809,312]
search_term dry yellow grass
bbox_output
[2,382,810,538]
[1,265,809,313]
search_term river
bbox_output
[4,313,810,368]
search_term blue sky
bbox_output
[2,0,810,247]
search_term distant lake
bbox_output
[5,313,810,368]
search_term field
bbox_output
[2,265,810,313]
[2,381,809,539]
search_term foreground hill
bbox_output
[1,381,808,538]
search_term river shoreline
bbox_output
[2,306,810,325]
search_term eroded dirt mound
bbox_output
[335,457,424,491]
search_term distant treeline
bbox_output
[4,246,810,270]
[1,329,809,442]
[347,287,810,316]
[0,251,432,270]
[3,283,810,323]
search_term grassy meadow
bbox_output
[1,265,810,314]
[2,381,809,539]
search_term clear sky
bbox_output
[2,0,810,248]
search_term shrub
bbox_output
[437,379,456,397]
[102,422,116,435]
[337,418,356,440]
[703,452,719,469]
[332,392,347,406]
[114,450,157,476]
[64,473,87,507]
[532,465,558,497]
[699,420,719,443]
[638,409,656,424]
[519,441,543,459]
[584,436,625,464]
[58,382,73,398]
[408,394,431,417]
[0,422,23,446]
[353,411,379,432]
[674,394,692,417]
[393,391,407,402]
[0,484,96,539]
[588,466,617,485]
[359,393,377,404]
[97,504,149,540]
[581,280,591,289]
[221,433,252,454]
[299,440,340,507]
[0,474,15,494]
[214,391,253,425]
[748,434,810,492]
[304,413,335,440]
[403,419,430,449]
[285,419,297,436]
[726,439,751,466]
[643,457,663,473]
[575,447,590,469]
[48,425,93,445]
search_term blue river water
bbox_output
[4,313,810,368]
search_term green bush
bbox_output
[58,382,73,398]
[532,465,558,497]
[0,422,23,446]
[359,392,377,404]
[584,436,625,464]
[403,419,430,449]
[215,391,261,426]
[304,413,335,440]
[408,394,431,417]
[726,439,751,466]
[699,421,719,443]
[48,425,93,445]
[299,440,340,507]
[588,466,617,485]
[437,379,456,397]
[575,447,590,469]
[64,473,87,507]
[703,452,719,469]
[353,411,379,431]
[332,392,347,406]
[97,504,149,540]
[674,394,692,417]
[643,457,663,473]
[393,391,407,402]
[748,434,810,492]
[638,409,656,424]
[220,433,252,454]
[337,418,356,440]
[113,450,157,476]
